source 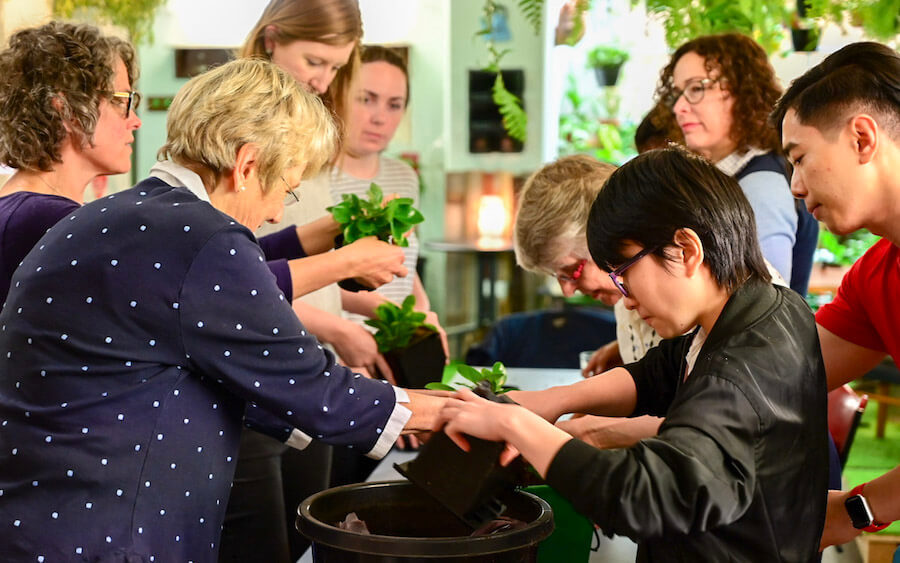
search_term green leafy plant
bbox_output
[558,74,637,164]
[327,182,424,247]
[815,229,881,267]
[586,45,629,68]
[478,0,538,143]
[638,0,788,54]
[365,295,437,353]
[426,361,510,394]
[53,0,165,44]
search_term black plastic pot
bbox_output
[593,63,622,87]
[394,383,521,528]
[297,480,553,562]
[379,328,447,388]
[791,28,820,51]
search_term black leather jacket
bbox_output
[547,281,828,562]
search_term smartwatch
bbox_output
[845,483,890,533]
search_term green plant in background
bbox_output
[815,229,881,267]
[638,0,788,54]
[479,0,531,143]
[53,0,165,44]
[327,182,424,247]
[365,295,437,353]
[558,74,637,164]
[797,0,900,41]
[586,45,629,68]
[426,361,510,394]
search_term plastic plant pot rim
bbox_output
[296,480,554,557]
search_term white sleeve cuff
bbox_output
[285,428,313,450]
[364,386,411,459]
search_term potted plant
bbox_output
[791,15,822,51]
[327,181,424,291]
[327,182,423,247]
[396,368,521,529]
[365,295,446,388]
[53,0,165,43]
[587,44,629,87]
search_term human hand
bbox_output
[819,489,861,551]
[338,236,407,289]
[555,0,587,45]
[331,321,395,383]
[436,388,521,466]
[582,340,623,377]
[422,310,449,360]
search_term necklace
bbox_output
[35,175,65,197]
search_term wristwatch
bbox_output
[845,483,890,532]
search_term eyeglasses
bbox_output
[109,91,141,118]
[665,78,719,109]
[282,177,300,206]
[552,259,586,284]
[608,246,659,298]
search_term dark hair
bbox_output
[360,45,409,106]
[655,33,782,154]
[636,102,683,153]
[770,41,900,140]
[587,146,771,293]
[0,21,137,171]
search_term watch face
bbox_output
[845,495,874,529]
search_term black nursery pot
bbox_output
[297,480,553,562]
[594,63,622,87]
[380,328,447,388]
[395,383,521,529]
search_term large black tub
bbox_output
[297,480,553,562]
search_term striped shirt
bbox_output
[329,157,420,327]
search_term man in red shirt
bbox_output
[772,41,900,548]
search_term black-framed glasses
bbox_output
[665,78,719,109]
[608,246,659,298]
[282,177,300,206]
[552,259,586,284]
[109,91,141,118]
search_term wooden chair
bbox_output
[863,360,900,439]
[828,384,868,468]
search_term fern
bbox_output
[518,0,544,35]
[493,74,528,143]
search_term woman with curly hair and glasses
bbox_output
[654,33,818,298]
[0,21,141,302]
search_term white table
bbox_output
[298,368,637,562]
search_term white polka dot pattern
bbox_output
[0,180,400,561]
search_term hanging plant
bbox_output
[638,0,788,54]
[53,0,165,44]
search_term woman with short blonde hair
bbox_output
[0,57,444,562]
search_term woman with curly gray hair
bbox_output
[0,21,141,301]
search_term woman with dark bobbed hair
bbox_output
[437,146,827,562]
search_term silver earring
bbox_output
[265,48,272,57]
[239,185,246,191]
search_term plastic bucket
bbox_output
[297,480,553,562]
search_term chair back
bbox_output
[827,384,868,468]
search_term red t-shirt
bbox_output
[816,238,897,356]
